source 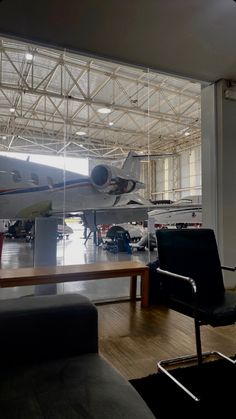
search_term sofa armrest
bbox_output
[0,293,98,366]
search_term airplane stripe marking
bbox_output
[0,188,18,193]
[155,206,201,215]
[0,179,92,196]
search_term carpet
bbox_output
[130,357,236,418]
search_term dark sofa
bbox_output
[0,293,155,419]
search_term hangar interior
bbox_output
[0,37,201,196]
[0,36,202,301]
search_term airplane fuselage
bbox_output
[0,156,117,219]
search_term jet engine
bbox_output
[90,164,144,195]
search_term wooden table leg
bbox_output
[141,270,149,308]
[130,275,137,301]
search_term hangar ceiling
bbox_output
[0,37,201,160]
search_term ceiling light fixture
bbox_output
[25,53,33,61]
[98,107,112,114]
[9,108,15,113]
[2,136,7,140]
[108,121,114,126]
[76,131,86,136]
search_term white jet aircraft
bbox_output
[0,152,153,224]
[148,195,202,232]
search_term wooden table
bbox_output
[0,261,150,308]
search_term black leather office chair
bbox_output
[156,228,236,401]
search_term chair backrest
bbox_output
[156,228,225,304]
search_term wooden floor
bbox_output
[97,301,236,380]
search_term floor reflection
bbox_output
[0,224,157,302]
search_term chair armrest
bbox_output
[157,267,197,296]
[221,265,236,272]
[156,268,205,325]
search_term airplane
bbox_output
[0,152,154,227]
[148,195,202,232]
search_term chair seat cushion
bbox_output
[198,290,236,326]
[168,290,236,327]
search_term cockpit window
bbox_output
[11,170,22,183]
[47,176,54,189]
[31,173,39,185]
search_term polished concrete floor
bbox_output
[0,223,157,302]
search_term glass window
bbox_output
[11,170,21,183]
[0,36,201,305]
[47,176,54,189]
[31,173,39,185]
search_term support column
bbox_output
[201,80,236,288]
[34,217,58,295]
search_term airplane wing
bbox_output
[82,193,155,229]
[83,207,149,228]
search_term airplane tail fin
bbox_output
[122,152,140,179]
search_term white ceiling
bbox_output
[0,37,201,159]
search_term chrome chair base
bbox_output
[157,351,235,402]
